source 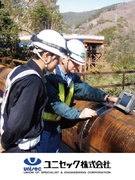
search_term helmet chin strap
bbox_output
[66,60,69,73]
[66,57,71,73]
[62,58,69,74]
[34,48,49,72]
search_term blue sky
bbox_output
[57,0,132,12]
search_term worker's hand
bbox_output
[104,95,118,104]
[108,96,118,104]
[0,138,5,153]
[79,108,97,119]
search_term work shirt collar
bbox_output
[56,65,73,88]
[27,59,47,84]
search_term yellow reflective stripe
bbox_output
[43,111,61,122]
[58,83,64,102]
[65,83,74,106]
[43,82,74,122]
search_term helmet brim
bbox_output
[33,42,67,59]
[70,53,84,65]
[70,58,84,65]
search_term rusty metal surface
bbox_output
[0,65,12,92]
[62,100,135,152]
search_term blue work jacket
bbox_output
[45,71,107,120]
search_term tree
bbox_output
[28,1,51,33]
[27,0,64,33]
[0,1,4,8]
[2,0,64,34]
[0,0,65,59]
[0,7,20,57]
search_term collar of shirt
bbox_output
[56,65,73,88]
[27,59,47,84]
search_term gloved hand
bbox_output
[79,108,97,119]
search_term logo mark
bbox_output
[24,157,41,166]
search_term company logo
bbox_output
[24,157,41,166]
[23,157,42,173]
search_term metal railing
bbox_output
[77,70,135,90]
[0,57,135,90]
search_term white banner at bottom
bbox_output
[0,153,134,180]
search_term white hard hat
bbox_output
[31,29,67,58]
[67,39,85,65]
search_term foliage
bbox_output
[2,0,64,34]
[62,10,96,30]
[0,0,64,59]
[0,8,20,58]
[2,0,27,20]
[98,26,116,45]
[85,72,135,96]
[28,1,51,33]
[27,0,64,33]
[111,54,135,71]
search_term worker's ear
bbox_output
[42,52,50,62]
[43,51,49,58]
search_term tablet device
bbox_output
[114,90,135,114]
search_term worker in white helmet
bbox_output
[36,39,118,153]
[0,29,67,153]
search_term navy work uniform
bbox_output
[0,60,47,152]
